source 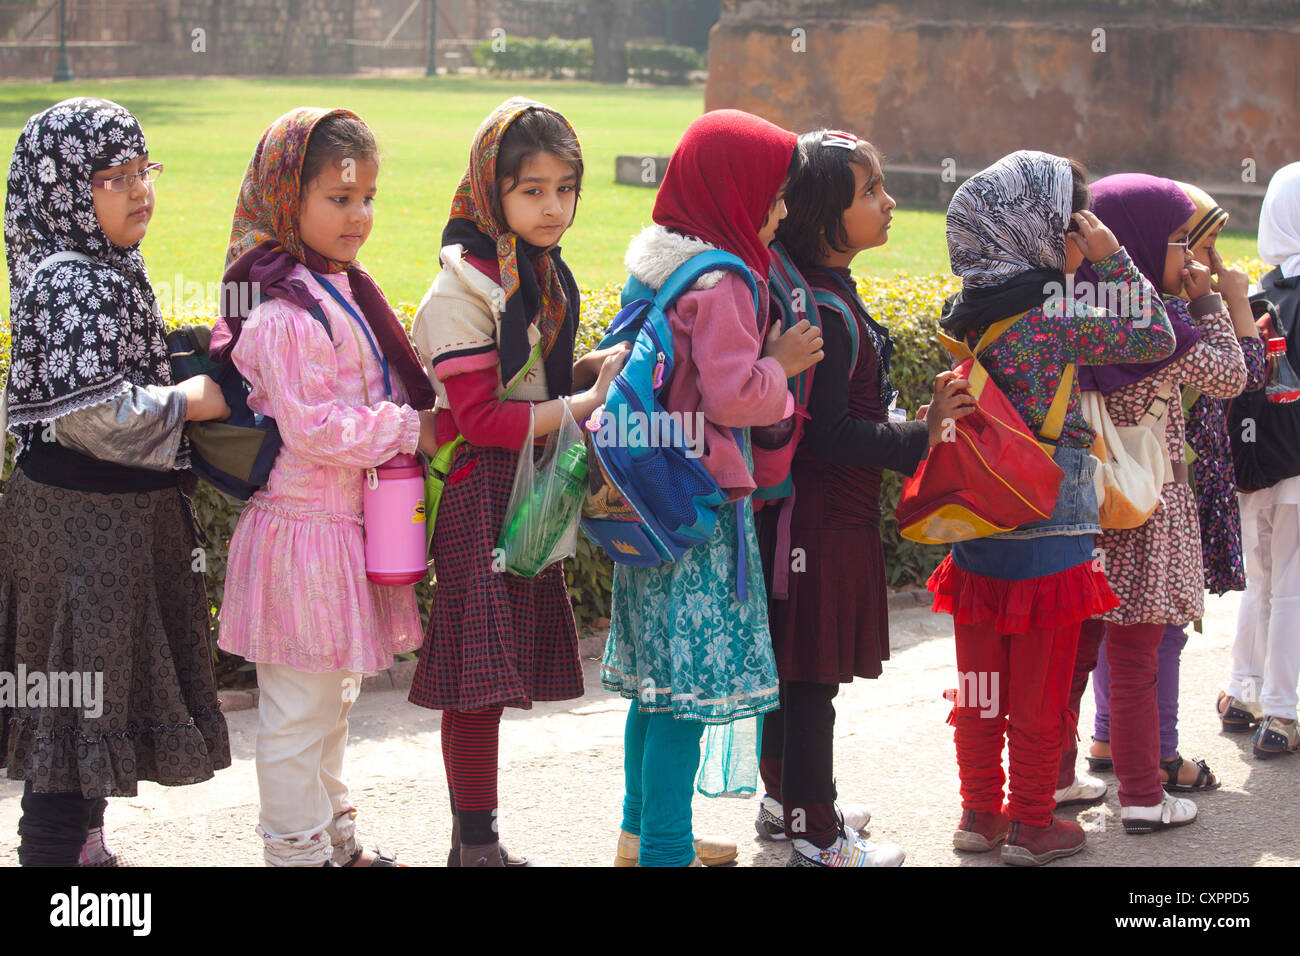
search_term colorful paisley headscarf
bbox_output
[440,97,579,396]
[210,106,435,408]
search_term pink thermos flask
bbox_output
[362,453,428,586]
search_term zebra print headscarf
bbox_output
[947,150,1072,288]
[940,150,1073,335]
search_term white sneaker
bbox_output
[1053,771,1107,807]
[788,828,904,868]
[754,794,872,842]
[1121,794,1197,834]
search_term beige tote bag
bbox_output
[1081,383,1175,530]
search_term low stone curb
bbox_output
[216,589,932,713]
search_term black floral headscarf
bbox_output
[3,97,175,460]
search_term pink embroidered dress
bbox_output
[218,265,425,673]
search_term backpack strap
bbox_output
[429,338,543,477]
[946,310,1075,455]
[654,250,758,310]
[1038,363,1075,455]
[768,243,820,406]
[598,297,653,350]
[28,250,94,284]
[305,303,333,340]
[812,290,861,374]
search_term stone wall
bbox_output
[0,0,362,78]
[0,0,703,80]
[705,0,1299,227]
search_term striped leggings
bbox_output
[440,706,505,844]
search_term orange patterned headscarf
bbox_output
[441,97,579,393]
[225,106,354,271]
[211,107,436,408]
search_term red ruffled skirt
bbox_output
[927,554,1119,636]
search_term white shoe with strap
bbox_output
[1120,794,1197,834]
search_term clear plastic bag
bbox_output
[496,401,588,578]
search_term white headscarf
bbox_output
[1259,162,1300,278]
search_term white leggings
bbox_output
[1229,500,1300,721]
[255,663,362,866]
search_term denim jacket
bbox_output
[990,444,1100,540]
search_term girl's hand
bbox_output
[572,341,631,390]
[926,370,977,447]
[417,410,439,457]
[180,374,231,422]
[1180,258,1213,300]
[763,319,824,377]
[1208,247,1249,301]
[566,352,628,425]
[591,351,626,404]
[1067,211,1120,263]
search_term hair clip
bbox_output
[821,130,859,150]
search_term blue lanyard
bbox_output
[311,272,392,401]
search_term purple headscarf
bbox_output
[1075,173,1202,394]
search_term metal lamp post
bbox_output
[53,0,74,82]
[424,0,437,77]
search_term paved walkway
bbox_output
[3,590,1296,867]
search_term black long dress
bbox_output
[757,267,929,684]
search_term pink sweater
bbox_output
[660,270,793,501]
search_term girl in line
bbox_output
[215,108,440,867]
[601,109,824,867]
[1,98,231,865]
[1221,162,1300,757]
[755,129,975,867]
[930,152,1177,865]
[408,98,625,867]
[1064,182,1263,791]
[1067,174,1249,834]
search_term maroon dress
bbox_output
[758,267,929,684]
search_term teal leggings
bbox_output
[620,702,705,867]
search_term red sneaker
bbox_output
[1000,817,1086,866]
[953,806,1011,852]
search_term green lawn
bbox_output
[0,75,1262,312]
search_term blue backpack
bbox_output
[580,251,758,593]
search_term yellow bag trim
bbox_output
[952,426,1053,520]
[1038,363,1075,455]
[941,310,1074,456]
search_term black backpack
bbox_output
[1228,270,1300,491]
[166,304,332,500]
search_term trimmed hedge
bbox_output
[472,36,594,79]
[470,38,702,84]
[626,43,704,85]
[0,258,1270,684]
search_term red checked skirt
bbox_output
[408,444,584,711]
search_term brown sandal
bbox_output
[344,845,403,867]
[1160,753,1220,793]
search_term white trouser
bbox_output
[255,663,362,866]
[1229,501,1300,721]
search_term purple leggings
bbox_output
[1093,623,1187,761]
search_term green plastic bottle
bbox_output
[499,441,589,577]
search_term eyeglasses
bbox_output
[1167,239,1190,252]
[90,162,164,192]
